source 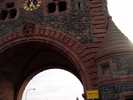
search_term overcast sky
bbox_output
[107,0,133,42]
[22,69,84,100]
[22,0,133,100]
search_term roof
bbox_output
[97,21,133,58]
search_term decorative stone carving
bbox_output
[24,0,42,11]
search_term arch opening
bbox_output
[21,69,84,100]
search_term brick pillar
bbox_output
[0,79,14,100]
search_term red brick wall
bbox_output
[0,80,14,100]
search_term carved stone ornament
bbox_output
[24,0,42,11]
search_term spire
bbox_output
[97,20,133,58]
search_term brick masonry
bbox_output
[0,0,132,100]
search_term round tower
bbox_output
[96,19,133,100]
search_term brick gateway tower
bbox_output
[0,0,133,100]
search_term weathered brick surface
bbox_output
[0,0,132,100]
[0,80,14,100]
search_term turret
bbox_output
[96,19,133,100]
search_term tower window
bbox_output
[48,3,56,13]
[0,10,8,20]
[46,1,68,14]
[58,1,67,12]
[0,2,18,21]
[8,8,17,19]
[6,2,15,8]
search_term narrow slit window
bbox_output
[78,2,81,9]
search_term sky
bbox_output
[107,0,133,42]
[22,0,133,100]
[22,69,84,100]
